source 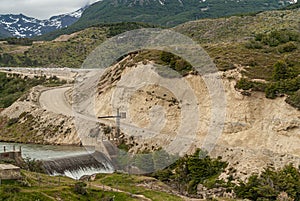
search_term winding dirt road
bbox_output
[39,87,73,116]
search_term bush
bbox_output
[2,186,21,194]
[22,157,45,173]
[153,149,228,194]
[256,30,299,47]
[278,42,297,53]
[272,60,296,81]
[235,164,300,200]
[265,76,300,99]
[74,182,87,195]
[6,37,33,46]
[265,83,278,99]
[245,40,263,49]
[0,72,67,108]
[286,90,300,109]
[7,117,19,127]
[236,64,300,107]
[160,51,193,75]
[235,78,254,90]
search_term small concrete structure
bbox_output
[0,146,23,165]
[0,164,21,180]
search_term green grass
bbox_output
[93,173,183,201]
[0,171,180,201]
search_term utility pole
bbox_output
[98,108,126,140]
[116,108,120,139]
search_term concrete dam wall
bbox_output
[42,151,114,179]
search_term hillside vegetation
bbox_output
[173,8,300,108]
[0,8,299,106]
[1,9,299,69]
[0,72,66,108]
[62,0,292,30]
[0,147,299,200]
[0,23,156,68]
[0,170,183,201]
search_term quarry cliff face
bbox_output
[94,61,300,178]
[0,60,299,178]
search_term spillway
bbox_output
[42,151,114,179]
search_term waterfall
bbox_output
[42,151,114,179]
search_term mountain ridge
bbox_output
[76,0,296,27]
[0,7,86,38]
[0,0,297,39]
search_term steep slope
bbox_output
[1,8,298,70]
[0,24,12,38]
[0,7,85,38]
[173,8,300,43]
[72,0,295,28]
[91,56,300,179]
[0,22,156,68]
[0,8,299,180]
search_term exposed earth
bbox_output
[0,59,300,180]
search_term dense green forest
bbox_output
[34,0,296,41]
[66,0,290,32]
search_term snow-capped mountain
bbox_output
[0,7,86,38]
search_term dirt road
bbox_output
[39,87,73,116]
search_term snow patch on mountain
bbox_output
[0,7,86,38]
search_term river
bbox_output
[0,142,94,160]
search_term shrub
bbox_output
[235,78,254,90]
[22,157,45,173]
[160,51,173,63]
[160,51,193,75]
[286,90,300,109]
[6,37,33,46]
[265,83,278,99]
[245,40,263,49]
[74,182,87,195]
[235,164,300,200]
[2,186,21,194]
[257,30,299,47]
[278,42,297,53]
[272,60,296,81]
[153,149,228,194]
[0,72,67,108]
[7,117,19,127]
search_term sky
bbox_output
[0,0,100,19]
